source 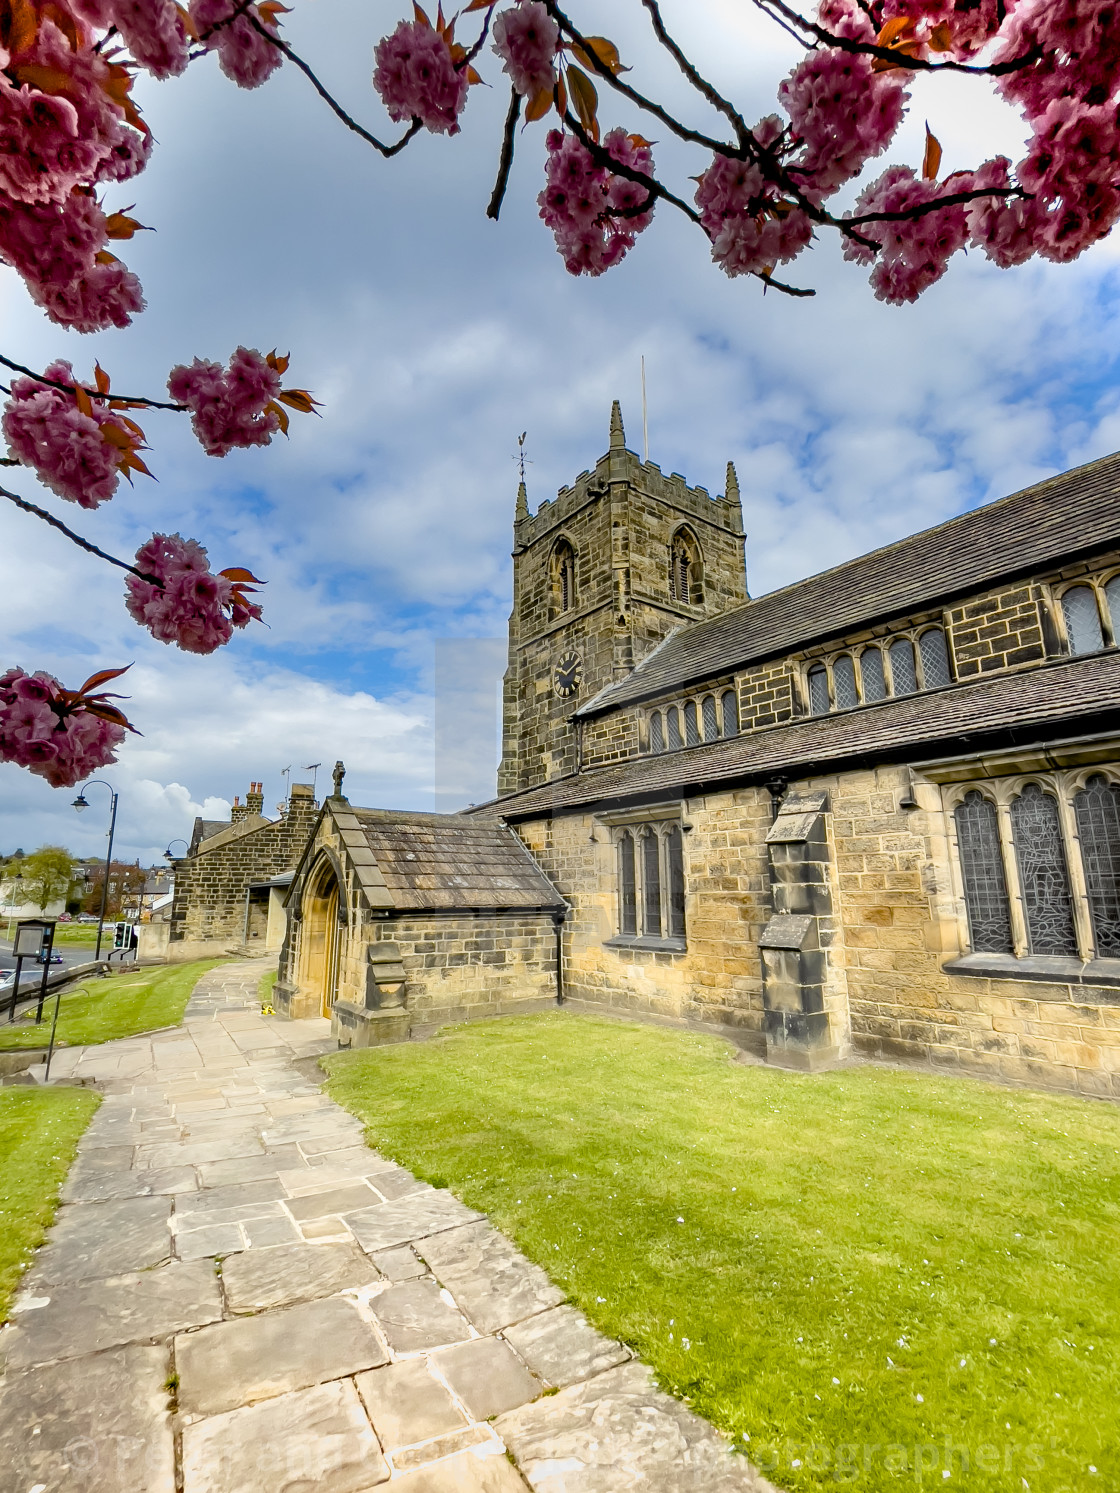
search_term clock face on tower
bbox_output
[554,650,583,698]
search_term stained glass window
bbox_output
[1011,783,1078,955]
[666,826,686,938]
[889,638,918,695]
[650,713,664,753]
[808,665,830,715]
[722,690,739,736]
[642,830,662,936]
[860,647,887,702]
[619,832,637,935]
[1075,776,1120,958]
[1104,575,1120,643]
[667,707,682,750]
[684,699,700,746]
[1061,585,1103,655]
[954,792,1013,953]
[919,628,952,689]
[702,694,719,740]
[833,654,858,709]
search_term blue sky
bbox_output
[4,0,1120,865]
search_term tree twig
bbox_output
[0,355,185,411]
[846,184,1022,225]
[1,487,162,585]
[488,86,522,221]
[640,0,753,147]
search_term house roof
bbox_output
[487,650,1120,819]
[576,450,1120,717]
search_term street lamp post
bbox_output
[72,781,119,961]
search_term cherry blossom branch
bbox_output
[639,0,752,148]
[245,15,423,156]
[845,184,1023,225]
[488,86,522,221]
[1,487,162,584]
[752,0,1037,76]
[194,0,257,44]
[0,355,184,412]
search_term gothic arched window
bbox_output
[666,825,686,939]
[721,690,739,737]
[552,539,576,615]
[1011,783,1078,955]
[702,694,719,741]
[669,528,702,605]
[618,832,637,936]
[860,647,887,703]
[666,707,683,750]
[807,665,830,716]
[649,712,665,753]
[1074,775,1120,957]
[918,627,952,689]
[683,700,700,746]
[641,829,662,936]
[1061,585,1104,655]
[832,654,858,710]
[889,637,918,695]
[954,791,1013,953]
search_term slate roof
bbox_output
[487,651,1120,820]
[352,809,564,911]
[577,450,1120,717]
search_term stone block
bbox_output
[0,1343,174,1493]
[180,1379,387,1493]
[371,1245,427,1280]
[34,1196,172,1285]
[176,1179,287,1219]
[502,1305,629,1389]
[384,1451,530,1492]
[3,1261,222,1370]
[390,1424,499,1472]
[176,1295,388,1417]
[354,1358,466,1448]
[417,1221,566,1335]
[285,1183,382,1221]
[62,1165,197,1204]
[345,1190,483,1254]
[222,1241,377,1312]
[435,1337,541,1420]
[368,1278,473,1353]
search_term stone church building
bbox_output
[275,405,1120,1100]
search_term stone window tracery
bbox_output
[645,686,739,754]
[721,690,739,737]
[551,538,576,615]
[608,816,687,947]
[702,694,719,741]
[949,768,1120,964]
[804,624,952,717]
[1053,569,1120,656]
[669,528,703,606]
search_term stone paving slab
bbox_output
[3,1261,222,1370]
[0,1344,175,1493]
[0,961,781,1493]
[176,1295,388,1417]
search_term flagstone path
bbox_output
[0,961,777,1493]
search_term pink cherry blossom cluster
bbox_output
[841,164,971,302]
[780,49,907,197]
[191,0,284,91]
[168,347,282,457]
[0,669,125,789]
[3,361,134,509]
[695,121,814,279]
[75,0,192,80]
[374,19,469,135]
[492,0,558,101]
[125,534,263,655]
[538,129,655,277]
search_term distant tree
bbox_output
[82,859,146,920]
[16,845,77,912]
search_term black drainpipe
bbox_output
[553,910,567,1005]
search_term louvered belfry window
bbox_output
[1075,775,1120,958]
[954,792,1013,953]
[1010,783,1078,955]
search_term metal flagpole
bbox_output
[641,356,649,463]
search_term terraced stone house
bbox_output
[277,405,1120,1100]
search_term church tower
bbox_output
[498,403,748,795]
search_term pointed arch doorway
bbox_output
[301,859,343,1018]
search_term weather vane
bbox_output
[514,431,531,483]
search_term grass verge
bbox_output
[258,968,278,1005]
[326,1011,1120,1493]
[0,1086,99,1319]
[0,959,226,1049]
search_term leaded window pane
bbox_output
[702,695,719,740]
[666,826,686,939]
[833,655,858,710]
[642,831,662,936]
[667,707,683,750]
[619,833,637,935]
[1104,575,1120,642]
[860,647,886,702]
[1075,775,1120,958]
[1061,585,1103,655]
[889,638,917,695]
[650,713,664,753]
[684,700,700,746]
[919,628,952,689]
[807,666,830,715]
[722,690,739,736]
[954,792,1013,953]
[1011,783,1078,955]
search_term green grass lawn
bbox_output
[49,924,101,946]
[326,1013,1120,1492]
[0,1087,99,1319]
[258,968,278,1005]
[0,959,226,1050]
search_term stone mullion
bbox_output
[995,797,1030,957]
[1054,779,1095,962]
